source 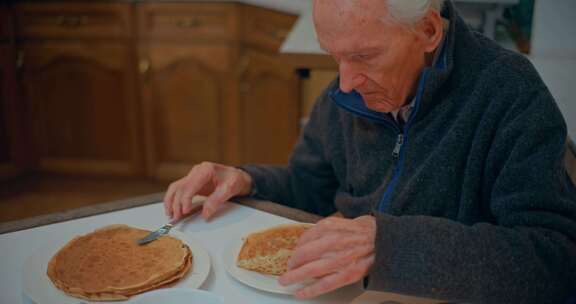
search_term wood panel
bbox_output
[0,7,14,40]
[18,41,141,176]
[140,44,234,180]
[239,49,301,164]
[0,43,27,180]
[242,4,296,52]
[15,3,131,39]
[0,45,13,170]
[137,3,239,42]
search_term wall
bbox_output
[529,0,576,144]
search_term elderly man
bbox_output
[164,0,576,303]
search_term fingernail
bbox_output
[201,208,212,220]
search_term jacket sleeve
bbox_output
[367,86,576,303]
[239,95,340,216]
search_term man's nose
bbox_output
[339,62,364,93]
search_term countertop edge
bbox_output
[0,193,322,234]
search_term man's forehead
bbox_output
[318,37,384,55]
[313,0,388,19]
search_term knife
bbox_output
[137,200,204,245]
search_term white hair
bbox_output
[385,0,446,24]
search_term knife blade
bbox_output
[137,200,204,245]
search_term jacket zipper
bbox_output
[377,69,430,213]
[392,134,404,158]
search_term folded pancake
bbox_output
[47,224,192,301]
[236,223,311,275]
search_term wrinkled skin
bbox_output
[163,162,252,220]
[279,216,376,299]
[314,0,444,113]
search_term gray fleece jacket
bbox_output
[241,2,576,303]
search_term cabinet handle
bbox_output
[16,51,24,69]
[236,56,250,78]
[139,59,150,76]
[176,18,201,29]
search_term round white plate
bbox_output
[22,228,211,304]
[128,288,223,304]
[222,236,307,294]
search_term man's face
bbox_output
[314,0,432,113]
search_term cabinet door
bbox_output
[18,42,141,176]
[0,44,24,179]
[140,44,232,180]
[239,49,301,164]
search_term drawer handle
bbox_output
[139,59,150,75]
[57,16,87,28]
[176,18,201,29]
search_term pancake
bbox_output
[47,224,192,301]
[236,223,311,275]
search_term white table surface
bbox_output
[0,202,363,304]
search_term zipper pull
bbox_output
[392,134,404,158]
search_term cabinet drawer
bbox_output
[242,5,296,52]
[15,3,131,39]
[137,3,238,41]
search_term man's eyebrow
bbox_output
[319,44,381,55]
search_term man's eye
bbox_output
[354,53,374,61]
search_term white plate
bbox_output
[128,288,223,304]
[222,236,307,294]
[22,227,211,304]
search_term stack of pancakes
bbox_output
[237,223,311,275]
[47,224,192,301]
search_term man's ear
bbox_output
[415,9,444,52]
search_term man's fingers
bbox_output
[288,234,365,269]
[201,182,234,220]
[294,254,374,299]
[172,189,183,220]
[297,217,360,247]
[163,181,179,218]
[281,244,373,286]
[293,268,353,299]
[279,257,336,286]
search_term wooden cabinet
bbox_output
[18,42,141,176]
[139,44,236,179]
[8,2,300,179]
[15,3,131,39]
[137,3,241,180]
[15,3,141,176]
[238,5,299,164]
[0,7,28,180]
[238,49,300,164]
[0,44,21,179]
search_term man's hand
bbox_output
[279,215,376,299]
[163,162,253,221]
